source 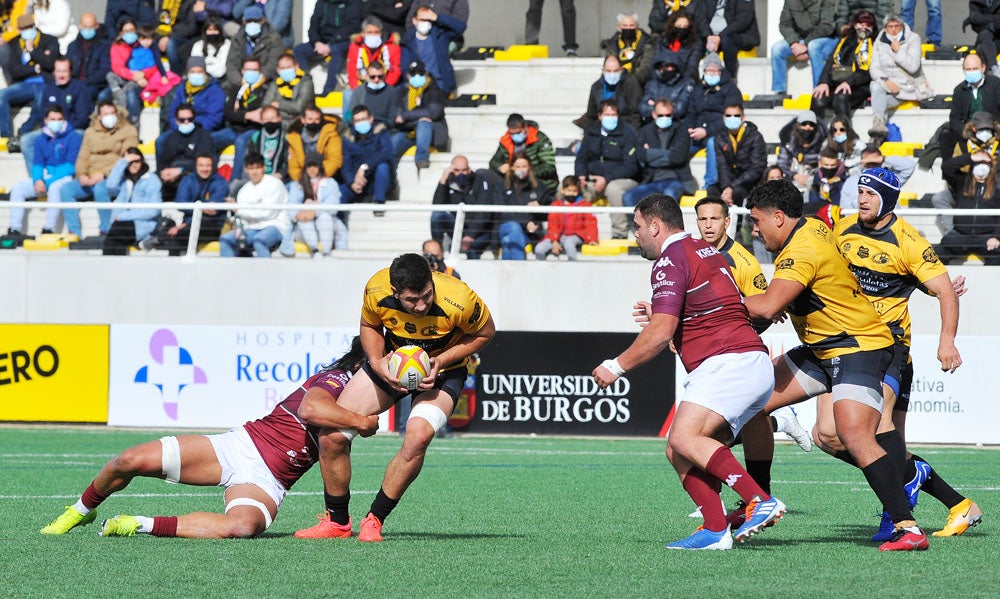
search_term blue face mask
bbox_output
[244,22,262,38]
[966,70,984,85]
[704,73,721,87]
[122,31,138,45]
[510,131,527,143]
[724,116,742,131]
[178,122,196,135]
[80,28,97,41]
[833,133,848,144]
[354,120,372,135]
[409,74,427,88]
[279,68,297,81]
[601,116,618,131]
[188,73,207,87]
[655,116,673,129]
[243,70,261,85]
[454,173,470,187]
[367,80,385,91]
[46,120,64,134]
[603,71,621,86]
[21,28,37,41]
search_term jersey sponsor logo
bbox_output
[421,324,439,336]
[655,270,667,281]
[694,246,719,259]
[443,296,465,312]
[753,273,768,290]
[654,255,674,269]
[404,322,417,334]
[133,328,208,421]
[652,279,676,291]
[923,247,940,264]
[873,252,890,265]
[387,317,398,326]
[0,344,59,385]
[470,301,482,324]
[775,258,795,270]
[857,245,870,259]
[842,241,851,254]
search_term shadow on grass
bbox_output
[378,532,528,541]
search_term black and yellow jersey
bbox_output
[772,217,893,359]
[720,236,768,298]
[834,213,948,347]
[361,269,491,370]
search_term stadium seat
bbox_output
[23,233,73,251]
[895,100,920,111]
[582,239,631,256]
[494,45,549,61]
[782,95,812,110]
[316,92,343,110]
[880,142,923,156]
[738,48,758,59]
[678,190,708,207]
[899,192,917,207]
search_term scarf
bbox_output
[833,36,873,72]
[407,79,429,111]
[185,78,208,100]
[616,30,642,70]
[157,0,183,36]
[276,67,305,99]
[727,124,745,164]
[238,77,267,106]
[355,44,392,80]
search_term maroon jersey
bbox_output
[242,369,352,490]
[649,232,766,371]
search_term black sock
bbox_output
[875,430,907,472]
[369,487,400,523]
[861,455,912,523]
[324,492,351,525]
[833,449,859,468]
[745,459,772,496]
[909,453,965,509]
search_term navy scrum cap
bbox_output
[858,167,901,217]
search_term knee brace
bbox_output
[408,403,449,434]
[159,436,181,484]
[225,497,273,529]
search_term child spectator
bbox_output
[129,26,182,103]
[535,176,598,261]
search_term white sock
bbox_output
[72,499,91,516]
[135,516,154,534]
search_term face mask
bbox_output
[704,73,721,86]
[178,122,196,135]
[188,73,207,87]
[672,27,689,39]
[454,173,470,187]
[658,68,678,83]
[122,32,138,45]
[364,34,382,49]
[621,29,637,44]
[603,71,621,86]
[243,70,261,85]
[80,28,97,40]
[46,120,65,134]
[416,21,433,35]
[833,133,848,144]
[655,116,673,129]
[304,122,323,135]
[724,116,742,131]
[354,120,372,135]
[887,32,902,42]
[279,68,297,81]
[973,163,991,179]
[367,80,385,91]
[855,28,871,39]
[101,114,118,129]
[514,168,529,180]
[263,122,281,134]
[409,74,427,88]
[976,129,994,143]
[966,70,984,85]
[206,33,223,45]
[21,28,36,41]
[820,167,838,178]
[601,116,618,131]
[245,22,262,38]
[510,131,526,143]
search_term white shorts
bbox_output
[208,427,287,510]
[679,351,775,438]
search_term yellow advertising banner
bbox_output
[0,324,109,422]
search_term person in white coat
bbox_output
[31,0,78,53]
[867,15,933,140]
[219,152,290,258]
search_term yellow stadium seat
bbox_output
[737,48,758,59]
[920,43,935,58]
[138,141,156,155]
[898,192,917,207]
[895,100,920,111]
[294,241,312,255]
[582,241,629,256]
[494,45,549,61]
[220,145,235,156]
[199,241,221,254]
[880,141,923,156]
[782,95,812,109]
[316,92,343,109]
[965,253,984,265]
[402,146,439,157]
[678,190,708,207]
[0,137,8,152]
[23,233,72,250]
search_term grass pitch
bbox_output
[2,426,998,598]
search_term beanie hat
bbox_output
[858,167,901,218]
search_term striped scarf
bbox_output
[276,68,305,99]
[238,77,267,105]
[157,0,183,36]
[185,78,207,100]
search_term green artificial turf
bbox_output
[2,427,997,598]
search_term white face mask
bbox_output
[976,129,994,143]
[101,113,118,129]
[973,163,991,179]
[416,21,433,35]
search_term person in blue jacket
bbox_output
[341,104,395,212]
[21,57,93,173]
[102,147,163,255]
[400,6,466,95]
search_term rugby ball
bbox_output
[388,345,431,391]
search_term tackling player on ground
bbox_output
[826,168,982,539]
[594,194,785,550]
[740,178,927,551]
[39,338,377,538]
[295,253,495,542]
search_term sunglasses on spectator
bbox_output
[368,74,384,80]
[832,126,848,132]
[177,117,195,123]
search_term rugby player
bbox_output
[826,168,981,540]
[594,194,784,550]
[695,196,813,452]
[741,178,927,551]
[39,338,377,538]
[295,253,495,542]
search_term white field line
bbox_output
[0,490,375,500]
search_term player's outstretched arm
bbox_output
[744,279,804,321]
[924,273,962,373]
[298,387,380,435]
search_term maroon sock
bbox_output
[150,516,178,537]
[705,446,770,503]
[81,481,109,510]
[682,468,727,532]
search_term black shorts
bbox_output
[893,358,914,413]
[785,345,893,412]
[361,359,466,404]
[883,342,910,400]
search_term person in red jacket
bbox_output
[534,176,598,260]
[346,15,402,90]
